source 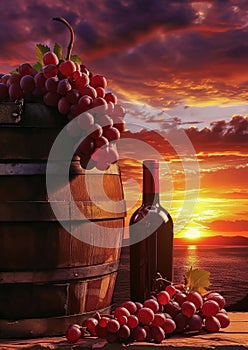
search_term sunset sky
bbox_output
[0,0,247,239]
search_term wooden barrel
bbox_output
[0,102,125,338]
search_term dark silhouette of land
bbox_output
[174,235,248,246]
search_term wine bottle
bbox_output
[129,160,173,302]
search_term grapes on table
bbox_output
[65,274,230,345]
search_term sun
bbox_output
[184,227,202,239]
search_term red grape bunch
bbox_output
[65,281,230,344]
[0,18,126,171]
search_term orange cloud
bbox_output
[206,220,248,232]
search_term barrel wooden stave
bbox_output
[0,273,117,319]
[0,102,125,337]
[0,219,123,271]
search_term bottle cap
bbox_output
[143,160,159,168]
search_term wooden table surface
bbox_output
[0,312,247,350]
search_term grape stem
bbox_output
[53,17,74,60]
[94,312,114,320]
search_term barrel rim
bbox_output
[0,261,119,284]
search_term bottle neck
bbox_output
[142,164,160,205]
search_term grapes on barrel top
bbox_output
[0,17,126,171]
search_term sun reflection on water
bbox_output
[186,244,199,268]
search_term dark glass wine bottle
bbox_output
[129,160,173,302]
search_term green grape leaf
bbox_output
[184,267,210,295]
[53,43,63,60]
[10,69,18,74]
[32,62,42,72]
[36,44,50,64]
[70,54,82,64]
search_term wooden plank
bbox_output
[0,312,247,347]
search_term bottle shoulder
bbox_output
[130,203,173,225]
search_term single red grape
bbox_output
[98,317,109,328]
[43,51,59,66]
[78,95,93,111]
[137,307,154,325]
[201,300,220,317]
[114,306,130,319]
[112,104,126,118]
[151,326,165,343]
[106,319,120,333]
[117,315,128,325]
[96,86,105,98]
[105,92,117,104]
[66,88,81,104]
[58,97,70,114]
[174,292,187,305]
[59,60,76,77]
[103,126,120,142]
[188,314,203,331]
[9,82,24,100]
[43,91,60,107]
[151,312,166,327]
[120,301,137,315]
[118,324,131,340]
[18,63,33,76]
[90,74,107,89]
[161,318,176,334]
[181,301,197,318]
[157,291,170,305]
[45,76,59,92]
[132,326,147,341]
[143,299,159,313]
[8,73,22,85]
[77,112,94,130]
[127,315,139,329]
[215,312,230,328]
[42,64,58,78]
[57,78,72,95]
[205,316,221,333]
[79,85,97,99]
[66,324,82,343]
[34,72,46,88]
[20,75,35,93]
[186,291,203,309]
[84,317,98,336]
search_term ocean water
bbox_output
[173,245,248,307]
[114,245,248,308]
